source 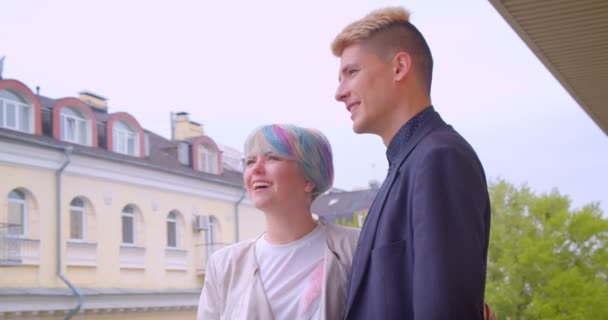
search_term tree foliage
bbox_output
[485,180,608,319]
[335,210,367,228]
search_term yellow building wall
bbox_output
[57,172,236,290]
[0,163,59,288]
[0,162,268,290]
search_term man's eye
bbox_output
[268,155,281,161]
[348,69,359,76]
[245,160,255,166]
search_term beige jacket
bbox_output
[197,222,360,320]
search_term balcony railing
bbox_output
[195,242,230,275]
[0,223,40,266]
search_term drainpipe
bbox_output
[55,146,83,320]
[233,186,246,242]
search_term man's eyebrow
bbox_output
[340,63,358,75]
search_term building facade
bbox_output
[0,78,265,319]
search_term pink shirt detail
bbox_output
[300,261,325,316]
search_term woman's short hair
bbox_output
[244,124,334,200]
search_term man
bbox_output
[332,7,491,319]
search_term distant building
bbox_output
[0,77,264,319]
[312,181,380,228]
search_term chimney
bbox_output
[79,91,108,112]
[172,112,204,140]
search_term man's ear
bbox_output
[393,52,412,81]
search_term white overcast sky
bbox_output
[2,0,607,213]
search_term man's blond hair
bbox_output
[331,7,434,94]
[331,7,411,57]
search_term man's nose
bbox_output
[335,82,348,102]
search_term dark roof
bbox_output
[0,124,244,188]
[312,188,379,220]
[1,83,243,187]
[38,95,56,110]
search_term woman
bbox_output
[197,124,359,320]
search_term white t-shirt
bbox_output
[255,224,327,320]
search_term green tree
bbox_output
[336,210,367,228]
[485,180,608,319]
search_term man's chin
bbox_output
[352,121,369,134]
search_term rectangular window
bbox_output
[113,126,138,156]
[66,117,76,141]
[127,135,135,155]
[78,120,87,144]
[0,100,4,127]
[199,151,208,172]
[6,102,16,129]
[167,220,177,247]
[19,104,30,132]
[70,208,84,240]
[199,149,217,173]
[8,201,24,236]
[62,113,88,145]
[122,214,134,244]
[116,131,125,153]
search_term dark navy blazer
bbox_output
[344,110,491,320]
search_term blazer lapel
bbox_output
[344,111,446,318]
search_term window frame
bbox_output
[69,198,87,241]
[7,190,28,237]
[61,108,90,145]
[113,122,138,156]
[198,145,218,174]
[0,94,33,133]
[166,211,178,248]
[121,205,136,245]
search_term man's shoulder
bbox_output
[417,123,478,157]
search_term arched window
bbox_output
[61,107,89,145]
[113,121,138,156]
[122,205,136,244]
[0,90,33,133]
[8,190,27,236]
[167,211,178,248]
[69,198,86,240]
[198,144,218,174]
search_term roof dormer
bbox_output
[52,97,98,147]
[0,79,42,135]
[192,135,222,175]
[106,112,144,158]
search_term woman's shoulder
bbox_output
[323,221,360,235]
[322,222,360,247]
